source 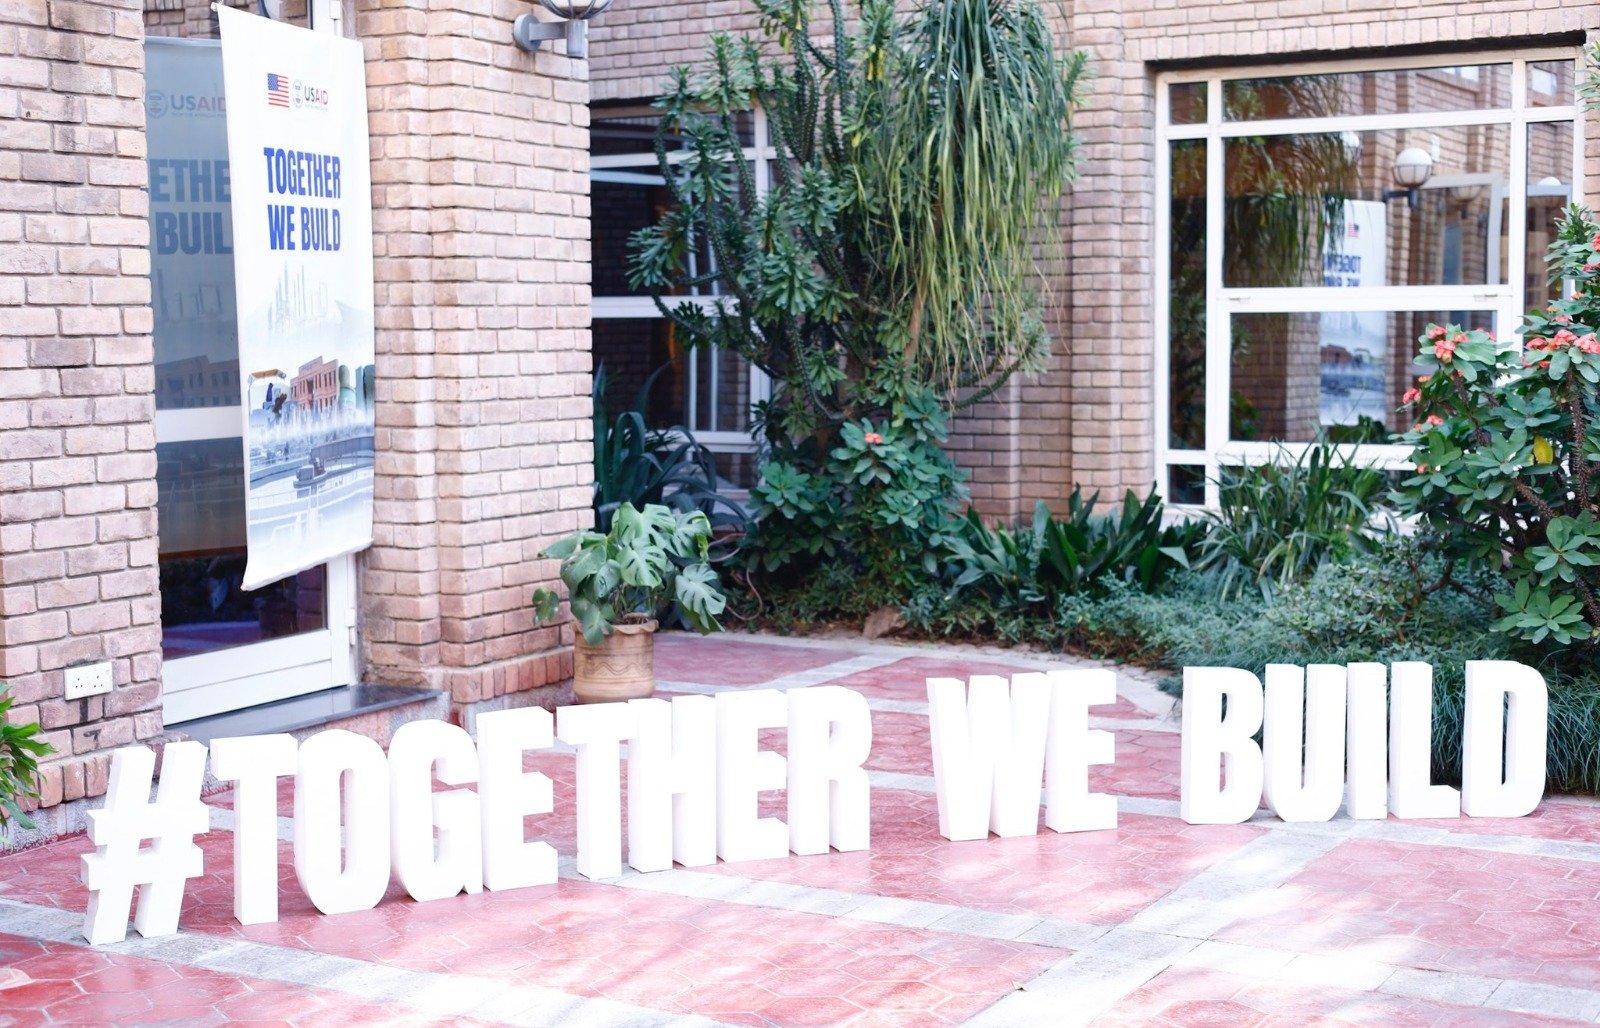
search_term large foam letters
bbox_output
[627,695,718,872]
[786,685,872,855]
[477,707,557,891]
[389,720,482,902]
[1180,667,1264,825]
[716,689,789,862]
[1262,664,1346,823]
[294,730,391,915]
[927,674,1052,840]
[1345,662,1388,820]
[209,733,297,925]
[1462,661,1547,817]
[1043,669,1117,833]
[1388,662,1460,819]
[557,702,637,880]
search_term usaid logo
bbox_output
[145,91,168,118]
[292,79,331,111]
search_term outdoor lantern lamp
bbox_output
[1383,146,1434,209]
[513,0,614,59]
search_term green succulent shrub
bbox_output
[532,502,728,644]
[1,684,52,840]
[1194,442,1391,601]
[745,389,966,595]
[1394,207,1600,649]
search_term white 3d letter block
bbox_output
[389,720,483,902]
[1043,669,1117,833]
[627,695,717,872]
[477,707,557,892]
[1462,660,1548,818]
[786,686,872,855]
[1388,662,1460,819]
[1179,666,1264,825]
[557,702,637,880]
[209,734,297,924]
[715,689,789,862]
[294,730,392,915]
[1262,665,1346,823]
[927,674,1052,840]
[1345,662,1389,820]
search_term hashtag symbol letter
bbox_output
[81,741,210,945]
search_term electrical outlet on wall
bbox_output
[64,661,114,701]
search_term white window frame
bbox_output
[591,106,774,458]
[1155,47,1586,508]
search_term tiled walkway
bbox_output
[3,633,1600,1026]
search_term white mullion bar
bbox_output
[593,295,730,318]
[1217,440,1415,469]
[1574,53,1589,210]
[1160,47,1572,85]
[1203,75,1226,507]
[1507,58,1529,335]
[1524,106,1580,123]
[1153,79,1174,485]
[1164,124,1207,140]
[1220,285,1509,313]
[1218,107,1515,139]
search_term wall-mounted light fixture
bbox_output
[513,0,614,60]
[1382,146,1434,209]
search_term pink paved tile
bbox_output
[653,633,853,686]
[1407,799,1600,845]
[1214,838,1600,990]
[1095,964,1585,1026]
[0,932,493,1026]
[819,655,1150,717]
[704,787,1263,926]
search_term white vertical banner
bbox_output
[217,6,376,590]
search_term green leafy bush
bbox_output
[1195,443,1391,600]
[1,684,52,839]
[745,388,967,596]
[1395,207,1600,649]
[946,489,1203,609]
[533,502,727,644]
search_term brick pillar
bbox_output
[0,0,162,820]
[357,0,592,714]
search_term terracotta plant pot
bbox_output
[572,618,657,703]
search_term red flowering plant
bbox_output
[1395,206,1600,647]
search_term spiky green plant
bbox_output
[1,684,52,840]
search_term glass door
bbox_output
[147,37,356,725]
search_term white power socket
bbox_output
[64,661,114,701]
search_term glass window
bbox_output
[1223,126,1510,289]
[1223,64,1512,120]
[1159,50,1581,501]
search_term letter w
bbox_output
[927,674,1051,841]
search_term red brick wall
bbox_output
[0,0,163,816]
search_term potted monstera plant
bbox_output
[532,502,727,703]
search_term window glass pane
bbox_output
[1223,64,1510,120]
[1524,121,1575,315]
[156,438,325,659]
[1169,82,1206,125]
[1528,59,1575,108]
[713,451,761,491]
[690,345,755,435]
[592,110,755,158]
[1224,126,1509,288]
[1166,464,1206,505]
[1169,139,1206,449]
[1229,309,1496,443]
[593,318,687,426]
[592,165,671,297]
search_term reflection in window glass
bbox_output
[1169,82,1206,125]
[155,438,325,659]
[1224,126,1509,289]
[1223,64,1511,120]
[1525,121,1575,316]
[593,319,687,427]
[1169,140,1206,449]
[1528,60,1574,108]
[1167,464,1206,506]
[1229,310,1496,444]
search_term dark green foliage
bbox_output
[1194,443,1391,601]
[592,367,745,541]
[1,684,52,839]
[945,490,1203,610]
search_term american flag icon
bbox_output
[266,73,289,108]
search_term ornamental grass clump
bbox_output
[1396,206,1600,650]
